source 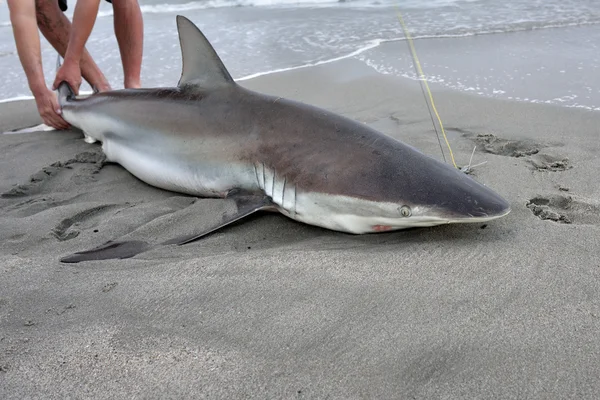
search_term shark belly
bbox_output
[104,141,236,197]
[68,110,259,198]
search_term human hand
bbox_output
[93,81,112,93]
[52,57,82,95]
[34,88,70,130]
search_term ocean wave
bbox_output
[394,18,600,41]
[0,90,95,104]
[237,37,386,80]
[96,0,348,17]
[0,0,479,24]
[237,16,599,79]
[0,95,34,104]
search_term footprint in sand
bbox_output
[526,193,600,225]
[526,153,571,172]
[471,133,541,158]
[1,150,106,199]
[2,196,80,218]
[50,204,120,241]
[457,131,572,172]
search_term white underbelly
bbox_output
[65,110,259,197]
[100,136,255,198]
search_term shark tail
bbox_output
[55,54,75,106]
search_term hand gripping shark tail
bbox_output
[55,54,103,103]
[55,55,76,104]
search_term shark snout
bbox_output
[447,186,511,221]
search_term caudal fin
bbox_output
[55,54,75,106]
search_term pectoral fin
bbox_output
[59,240,152,263]
[161,193,274,246]
[60,193,274,263]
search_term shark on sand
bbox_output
[56,15,510,263]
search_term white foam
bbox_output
[358,53,600,113]
[96,0,345,17]
[0,95,35,104]
[236,38,387,81]
[90,0,530,18]
[0,90,95,104]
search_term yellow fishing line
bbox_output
[395,9,458,169]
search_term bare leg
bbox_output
[35,0,111,91]
[112,0,143,88]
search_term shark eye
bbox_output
[399,205,412,217]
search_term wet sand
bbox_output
[1,58,599,398]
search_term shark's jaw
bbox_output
[274,191,511,235]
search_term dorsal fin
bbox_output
[176,15,235,90]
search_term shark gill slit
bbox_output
[293,183,297,217]
[271,169,275,200]
[281,177,287,207]
[253,163,260,190]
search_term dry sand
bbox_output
[1,59,599,398]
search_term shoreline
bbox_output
[2,21,600,113]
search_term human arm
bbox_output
[7,0,69,129]
[34,0,112,93]
[52,0,102,94]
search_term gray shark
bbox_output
[57,15,510,263]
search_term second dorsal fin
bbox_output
[175,15,235,90]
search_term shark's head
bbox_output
[292,145,511,234]
[366,168,511,231]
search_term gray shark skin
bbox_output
[56,15,510,263]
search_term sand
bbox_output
[1,58,599,399]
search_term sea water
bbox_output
[0,0,599,111]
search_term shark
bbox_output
[56,15,510,263]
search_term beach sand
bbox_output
[1,57,599,398]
